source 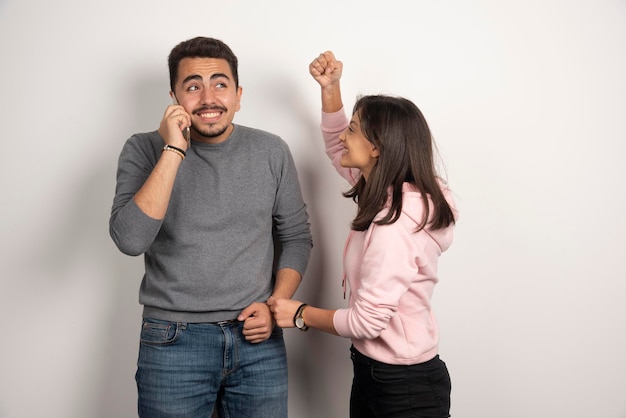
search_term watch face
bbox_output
[295,317,305,329]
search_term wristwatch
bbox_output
[293,303,309,331]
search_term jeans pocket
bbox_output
[427,363,451,393]
[427,363,452,417]
[370,363,406,384]
[140,319,180,346]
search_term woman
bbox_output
[267,51,457,418]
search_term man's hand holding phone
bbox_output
[158,98,191,152]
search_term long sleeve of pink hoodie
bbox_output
[321,108,456,365]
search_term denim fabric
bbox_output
[136,318,287,418]
[349,346,451,418]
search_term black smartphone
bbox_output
[173,96,191,144]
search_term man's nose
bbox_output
[200,87,216,104]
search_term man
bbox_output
[109,37,312,417]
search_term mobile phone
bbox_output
[172,96,191,144]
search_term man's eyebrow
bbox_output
[181,73,231,85]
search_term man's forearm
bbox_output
[134,151,183,219]
[271,267,302,299]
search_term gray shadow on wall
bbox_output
[81,160,144,418]
[240,73,352,418]
[18,139,146,415]
[292,135,353,418]
[90,74,171,418]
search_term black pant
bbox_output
[349,346,451,418]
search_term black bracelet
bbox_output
[163,144,186,160]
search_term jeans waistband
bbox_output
[208,318,240,326]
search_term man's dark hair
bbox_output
[168,37,239,91]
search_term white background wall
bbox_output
[1,1,625,417]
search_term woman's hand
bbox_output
[310,50,344,113]
[309,50,343,88]
[267,296,303,328]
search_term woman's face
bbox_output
[339,112,380,180]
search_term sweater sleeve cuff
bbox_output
[332,308,351,337]
[321,108,348,133]
[276,242,312,279]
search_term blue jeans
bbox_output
[349,346,451,418]
[136,318,288,418]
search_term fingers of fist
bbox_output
[310,51,341,77]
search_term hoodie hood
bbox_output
[386,182,457,253]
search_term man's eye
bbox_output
[188,85,199,91]
[216,82,227,89]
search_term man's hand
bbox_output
[158,104,191,151]
[309,51,343,88]
[238,302,274,344]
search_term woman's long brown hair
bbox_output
[344,95,455,232]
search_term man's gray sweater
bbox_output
[110,125,312,322]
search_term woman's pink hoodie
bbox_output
[322,108,457,365]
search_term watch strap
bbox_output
[293,303,309,331]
